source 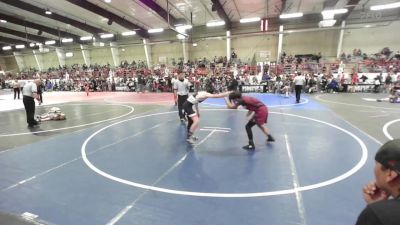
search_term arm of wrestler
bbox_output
[205,91,232,98]
[224,97,238,109]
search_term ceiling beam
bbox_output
[0,27,48,43]
[281,0,287,13]
[340,0,361,20]
[0,36,27,45]
[0,0,106,35]
[211,0,232,29]
[323,0,340,9]
[0,13,82,42]
[66,0,149,38]
[138,0,179,26]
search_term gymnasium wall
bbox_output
[151,41,182,65]
[2,21,400,72]
[341,20,400,54]
[189,39,226,61]
[90,47,114,66]
[283,29,340,57]
[22,53,37,70]
[119,44,146,63]
[64,49,85,66]
[3,56,19,72]
[0,57,5,70]
[41,51,60,69]
[232,35,278,63]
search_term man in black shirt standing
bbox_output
[22,79,41,128]
[355,139,400,225]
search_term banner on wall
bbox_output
[240,84,268,93]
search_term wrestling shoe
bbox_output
[186,136,197,144]
[191,136,198,141]
[266,135,275,142]
[242,144,255,150]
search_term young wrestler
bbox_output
[225,91,275,150]
[37,107,66,121]
[183,91,231,144]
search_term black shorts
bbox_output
[183,101,197,117]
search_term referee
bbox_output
[22,79,41,128]
[173,73,191,121]
[294,72,305,103]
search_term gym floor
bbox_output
[0,90,399,225]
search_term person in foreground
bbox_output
[355,139,400,225]
[225,91,275,150]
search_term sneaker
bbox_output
[267,136,275,142]
[28,124,39,128]
[186,137,196,144]
[242,144,255,150]
[180,118,185,122]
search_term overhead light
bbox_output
[16,45,25,49]
[175,24,192,30]
[192,43,197,47]
[104,0,111,2]
[206,20,225,27]
[45,40,56,45]
[279,13,303,19]
[0,19,6,23]
[99,42,105,47]
[80,36,93,41]
[177,34,187,40]
[61,38,73,43]
[122,31,136,36]
[148,28,164,33]
[29,43,35,47]
[36,43,42,46]
[100,33,114,39]
[321,8,348,16]
[45,10,52,15]
[2,46,12,50]
[65,52,73,57]
[239,17,261,23]
[318,19,336,27]
[371,2,400,11]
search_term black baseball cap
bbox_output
[375,139,400,174]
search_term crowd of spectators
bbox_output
[1,48,400,95]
